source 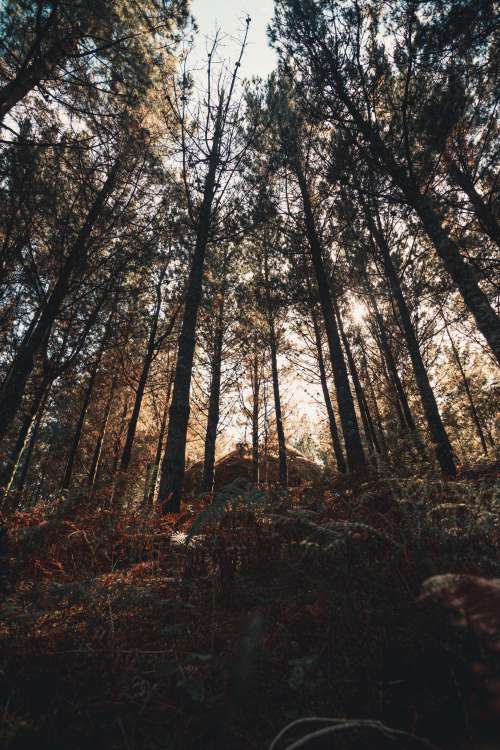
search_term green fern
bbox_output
[185,480,268,543]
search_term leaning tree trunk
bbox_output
[118,274,174,474]
[441,309,489,456]
[0,158,120,446]
[364,281,416,433]
[14,398,46,503]
[0,13,78,124]
[293,156,366,471]
[446,159,500,248]
[148,367,174,506]
[330,70,500,363]
[0,378,48,496]
[88,375,117,494]
[368,214,457,475]
[201,293,226,494]
[159,101,224,513]
[310,304,347,473]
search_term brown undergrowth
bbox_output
[0,465,499,749]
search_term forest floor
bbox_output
[1,464,500,750]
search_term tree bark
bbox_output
[0,6,76,124]
[201,292,226,494]
[329,69,500,362]
[293,156,366,471]
[88,375,117,493]
[0,379,47,496]
[159,101,224,512]
[310,304,347,473]
[61,360,101,491]
[446,159,500,248]
[268,317,288,487]
[0,157,120,446]
[118,272,172,473]
[441,309,489,456]
[367,214,457,475]
[364,281,416,433]
[333,299,381,455]
[148,368,174,506]
[251,342,260,485]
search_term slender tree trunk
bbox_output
[0,379,47,495]
[0,158,120,445]
[202,293,225,494]
[14,387,49,504]
[268,317,288,487]
[119,277,169,473]
[365,282,416,433]
[330,71,500,361]
[88,375,117,493]
[441,310,489,456]
[149,368,174,506]
[293,156,366,471]
[368,215,457,475]
[446,159,500,248]
[359,344,388,457]
[61,361,101,490]
[310,305,347,473]
[333,299,380,454]
[159,101,224,513]
[251,343,260,485]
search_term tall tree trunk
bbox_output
[159,101,224,513]
[367,213,457,475]
[0,378,48,495]
[446,159,500,248]
[268,316,288,487]
[202,293,226,494]
[118,274,171,473]
[358,342,388,457]
[364,280,416,433]
[330,70,500,361]
[61,359,101,491]
[333,299,380,455]
[441,309,489,456]
[310,304,347,473]
[148,368,174,506]
[0,158,120,445]
[88,375,117,493]
[14,399,45,503]
[251,342,260,485]
[293,156,366,471]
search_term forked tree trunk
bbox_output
[148,367,174,506]
[310,305,347,473]
[293,156,366,471]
